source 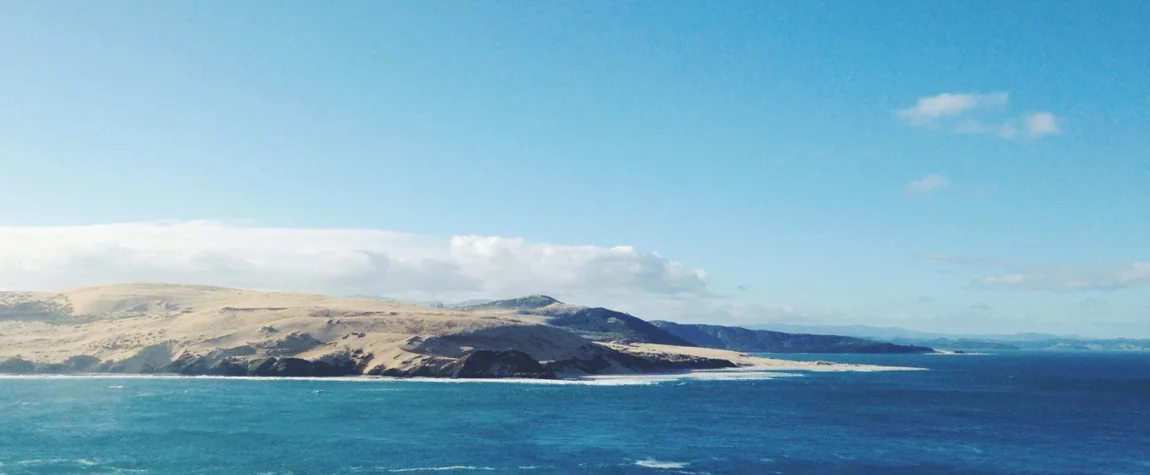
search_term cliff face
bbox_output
[651,321,935,354]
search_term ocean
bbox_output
[1,352,1147,475]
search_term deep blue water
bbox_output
[1,352,1148,475]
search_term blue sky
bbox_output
[1,2,1147,337]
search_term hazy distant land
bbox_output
[749,323,1150,352]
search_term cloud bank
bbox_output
[0,221,708,299]
[898,92,1060,139]
[0,221,790,323]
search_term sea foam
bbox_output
[635,458,689,469]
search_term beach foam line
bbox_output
[0,371,798,385]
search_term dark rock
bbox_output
[34,363,69,374]
[247,357,311,377]
[543,347,736,376]
[315,352,365,376]
[249,358,278,375]
[451,349,556,379]
[166,354,207,375]
[62,355,100,372]
[0,356,35,374]
[545,354,615,375]
[209,358,250,376]
[166,354,250,376]
[266,358,315,377]
[245,357,358,377]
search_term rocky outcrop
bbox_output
[450,349,555,379]
[105,342,176,373]
[0,355,103,374]
[0,356,35,374]
[544,348,736,375]
[166,354,249,376]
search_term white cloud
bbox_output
[0,221,710,298]
[1024,111,1059,137]
[0,221,740,320]
[897,91,1060,139]
[897,92,1009,123]
[906,173,950,193]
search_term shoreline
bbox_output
[0,359,926,385]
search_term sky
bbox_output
[1,1,1147,337]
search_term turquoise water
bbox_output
[1,352,1148,474]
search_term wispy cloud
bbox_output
[1024,111,1060,137]
[898,92,1060,140]
[923,252,1149,292]
[898,92,1009,123]
[975,262,1150,292]
[906,173,950,193]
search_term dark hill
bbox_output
[461,297,695,347]
[461,295,560,311]
[651,321,935,354]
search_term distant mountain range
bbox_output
[748,323,1150,352]
[746,323,1072,342]
[457,297,931,354]
[353,295,1149,353]
[651,321,934,354]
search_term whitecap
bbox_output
[388,466,495,472]
[635,459,689,469]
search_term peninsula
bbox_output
[0,283,928,379]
